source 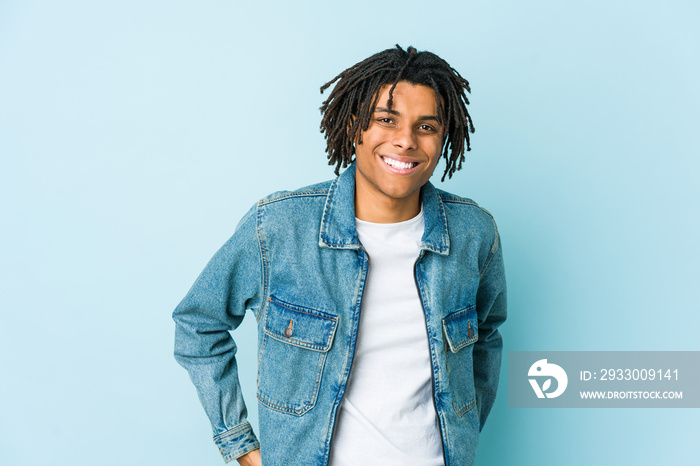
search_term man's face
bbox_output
[353,81,444,222]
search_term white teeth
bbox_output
[383,157,416,170]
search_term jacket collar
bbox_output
[319,164,450,255]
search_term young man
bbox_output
[173,45,507,466]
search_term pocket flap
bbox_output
[442,306,478,353]
[264,297,338,352]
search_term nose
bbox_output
[392,125,417,151]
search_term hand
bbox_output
[237,448,261,466]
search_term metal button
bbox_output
[284,319,293,338]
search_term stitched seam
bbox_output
[259,189,328,206]
[255,201,268,324]
[443,306,478,351]
[439,194,449,252]
[454,398,477,417]
[268,297,337,321]
[442,305,476,324]
[323,242,363,248]
[263,327,335,352]
[256,332,268,392]
[440,196,478,206]
[256,351,327,416]
[213,422,252,441]
[449,335,479,352]
[414,255,442,401]
[264,298,338,350]
[441,197,500,278]
[479,220,500,279]
[319,178,337,244]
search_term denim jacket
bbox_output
[173,164,506,465]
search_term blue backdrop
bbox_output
[1,1,698,465]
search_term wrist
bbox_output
[237,448,261,466]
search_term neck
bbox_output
[354,189,422,223]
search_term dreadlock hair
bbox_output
[319,45,475,182]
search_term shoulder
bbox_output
[434,187,499,231]
[432,187,502,264]
[258,179,333,206]
[249,179,336,232]
[235,179,333,230]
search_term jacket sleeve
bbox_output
[172,204,263,462]
[473,227,507,431]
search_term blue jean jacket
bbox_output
[173,164,506,465]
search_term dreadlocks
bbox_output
[320,45,475,182]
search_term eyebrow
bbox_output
[374,107,442,123]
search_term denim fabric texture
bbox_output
[173,164,507,465]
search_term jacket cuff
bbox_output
[213,422,260,463]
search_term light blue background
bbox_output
[1,1,698,465]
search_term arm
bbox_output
[473,229,507,431]
[173,205,263,462]
[237,449,262,466]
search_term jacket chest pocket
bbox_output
[442,305,479,416]
[257,297,338,415]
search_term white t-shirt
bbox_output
[329,209,444,465]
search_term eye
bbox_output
[377,117,394,124]
[419,124,437,132]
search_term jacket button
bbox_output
[284,320,293,338]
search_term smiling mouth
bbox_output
[381,156,418,170]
